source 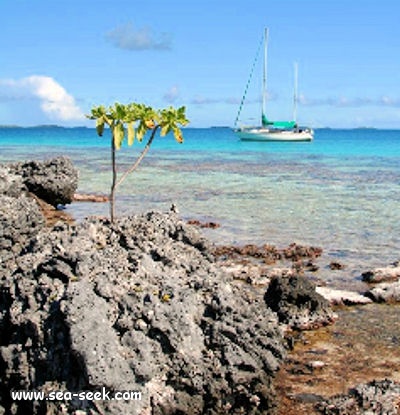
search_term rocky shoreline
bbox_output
[1,157,399,414]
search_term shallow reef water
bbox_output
[1,126,400,413]
[276,303,400,414]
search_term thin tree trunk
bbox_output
[110,133,117,222]
[115,126,159,190]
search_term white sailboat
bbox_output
[235,28,313,142]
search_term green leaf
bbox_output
[177,106,189,126]
[136,122,146,142]
[127,122,135,146]
[160,124,171,137]
[115,102,126,119]
[96,117,105,136]
[172,126,183,143]
[113,122,125,150]
[103,115,112,126]
[87,105,106,120]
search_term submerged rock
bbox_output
[213,243,282,265]
[281,243,323,261]
[329,261,346,270]
[187,219,221,229]
[0,211,287,415]
[213,243,323,270]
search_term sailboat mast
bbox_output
[293,61,298,124]
[262,28,269,123]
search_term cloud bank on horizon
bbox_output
[1,71,399,127]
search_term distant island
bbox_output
[0,125,89,129]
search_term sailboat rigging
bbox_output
[235,28,313,142]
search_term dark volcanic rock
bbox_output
[0,211,287,415]
[0,194,45,271]
[0,166,25,197]
[264,275,336,330]
[0,157,77,275]
[9,156,78,206]
[316,379,400,415]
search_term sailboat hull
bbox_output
[236,127,314,142]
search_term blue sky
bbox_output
[1,0,399,128]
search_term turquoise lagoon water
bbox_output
[1,126,400,289]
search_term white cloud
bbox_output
[0,75,84,121]
[163,85,180,103]
[106,22,172,51]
